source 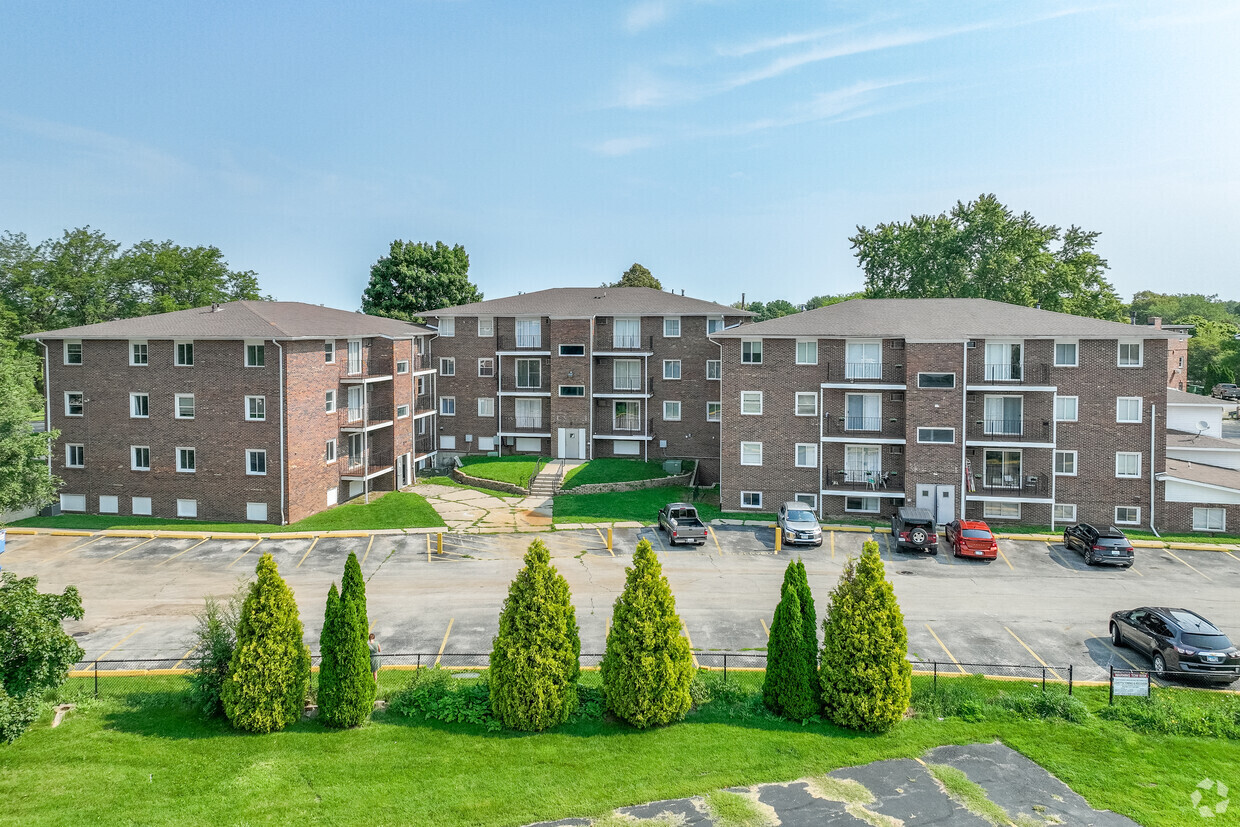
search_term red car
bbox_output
[945,519,999,559]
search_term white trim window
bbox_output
[794,493,817,508]
[440,396,456,416]
[131,446,150,471]
[246,396,266,421]
[1054,450,1077,476]
[917,373,955,389]
[515,398,543,429]
[396,360,410,374]
[983,341,1022,381]
[706,360,721,380]
[740,391,763,415]
[177,499,198,519]
[1193,507,1226,531]
[246,449,267,475]
[325,439,337,463]
[515,358,541,389]
[325,390,336,413]
[65,444,84,468]
[740,441,763,466]
[845,393,882,431]
[396,404,410,419]
[1054,341,1078,367]
[845,496,879,514]
[64,391,84,417]
[477,316,494,337]
[130,392,149,418]
[917,427,954,444]
[131,496,152,515]
[845,340,881,379]
[324,340,335,363]
[707,317,724,335]
[1117,341,1143,367]
[60,494,86,512]
[559,344,585,356]
[1053,503,1076,523]
[245,341,265,368]
[663,317,680,338]
[613,359,641,391]
[983,395,1023,436]
[477,397,495,417]
[246,503,268,522]
[843,445,881,484]
[175,393,195,419]
[663,360,681,380]
[175,341,194,367]
[1116,397,1142,423]
[130,340,149,366]
[559,385,585,397]
[706,401,722,422]
[64,340,82,365]
[346,340,362,375]
[1115,451,1142,478]
[613,400,641,431]
[795,392,818,417]
[795,443,817,467]
[99,495,118,514]
[984,501,1022,520]
[177,447,196,473]
[663,400,682,421]
[516,317,541,348]
[439,357,456,377]
[478,358,494,378]
[1115,506,1141,525]
[796,339,817,365]
[613,318,640,349]
[982,449,1022,489]
[740,339,763,364]
[1054,395,1078,422]
[438,317,455,337]
[740,491,763,509]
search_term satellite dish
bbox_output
[1198,420,1211,431]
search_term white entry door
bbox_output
[558,428,585,459]
[396,453,411,488]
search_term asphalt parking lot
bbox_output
[4,526,1239,684]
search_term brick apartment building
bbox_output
[426,287,750,483]
[25,301,437,524]
[713,298,1178,531]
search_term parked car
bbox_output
[890,507,938,555]
[1063,523,1134,567]
[1109,607,1240,686]
[944,519,998,559]
[777,502,823,547]
[657,502,708,545]
[1212,382,1240,400]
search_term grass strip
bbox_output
[457,455,548,487]
[924,763,1014,825]
[560,458,680,490]
[702,790,774,827]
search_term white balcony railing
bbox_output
[613,414,642,431]
[612,335,641,349]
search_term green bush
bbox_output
[390,667,500,731]
[186,583,246,718]
[794,558,818,681]
[1099,693,1240,739]
[763,562,819,720]
[818,540,912,733]
[221,554,311,733]
[992,688,1090,724]
[489,539,581,731]
[319,553,375,728]
[601,539,694,728]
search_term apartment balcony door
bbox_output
[347,340,363,375]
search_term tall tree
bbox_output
[0,572,83,742]
[794,559,818,689]
[608,262,662,290]
[361,240,482,322]
[852,194,1125,321]
[805,291,865,310]
[763,562,818,719]
[319,552,375,728]
[113,240,265,317]
[0,337,59,519]
[0,228,120,336]
[1129,292,1238,326]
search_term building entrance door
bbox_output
[558,428,585,459]
[915,484,956,525]
[396,453,411,488]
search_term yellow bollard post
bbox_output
[437,533,443,555]
[774,525,781,553]
[607,527,613,552]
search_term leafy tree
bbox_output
[0,572,83,742]
[806,291,865,310]
[762,562,818,719]
[319,553,374,728]
[1129,292,1238,326]
[608,263,662,290]
[361,240,482,322]
[221,553,311,733]
[819,540,911,733]
[0,228,121,336]
[186,583,247,718]
[0,339,59,519]
[113,239,265,317]
[852,194,1125,321]
[1184,317,1240,388]
[489,539,581,731]
[601,538,693,728]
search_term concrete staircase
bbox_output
[529,459,583,498]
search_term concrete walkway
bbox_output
[410,482,554,533]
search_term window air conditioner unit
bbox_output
[965,340,977,348]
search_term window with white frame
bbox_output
[396,404,410,418]
[478,358,494,377]
[1054,395,1078,422]
[417,418,426,435]
[707,317,724,334]
[99,495,118,514]
[440,435,457,450]
[740,391,763,415]
[1116,397,1143,423]
[663,317,680,337]
[438,317,455,337]
[845,496,879,513]
[516,358,541,388]
[416,376,426,396]
[478,316,494,337]
[130,341,148,366]
[795,392,818,417]
[60,494,86,512]
[740,442,763,465]
[843,445,881,483]
[559,385,585,397]
[917,373,955,389]
[175,341,194,366]
[917,427,954,444]
[1115,506,1140,525]
[559,344,585,356]
[324,340,335,363]
[439,357,455,376]
[741,339,762,363]
[346,340,362,374]
[65,444,84,468]
[740,491,763,509]
[706,401,722,422]
[516,318,541,348]
[1053,503,1076,523]
[396,360,409,374]
[247,449,267,475]
[795,493,817,508]
[1054,341,1078,367]
[131,446,150,471]
[325,390,336,413]
[845,340,881,379]
[612,318,640,349]
[246,396,265,421]
[325,439,337,462]
[983,449,1022,489]
[984,341,1022,381]
[613,400,640,430]
[1117,341,1142,367]
[1193,507,1226,531]
[177,499,198,518]
[440,396,456,416]
[663,401,681,421]
[132,496,152,515]
[663,360,681,380]
[795,443,817,467]
[246,503,268,522]
[845,393,881,431]
[1115,451,1141,477]
[130,393,149,418]
[706,360,721,380]
[614,359,641,391]
[983,395,1023,435]
[245,342,265,367]
[477,397,495,417]
[64,391,83,417]
[796,339,818,365]
[984,501,1022,520]
[1054,450,1077,476]
[175,394,195,419]
[64,340,82,364]
[177,447,196,473]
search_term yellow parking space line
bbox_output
[651,527,666,553]
[173,645,199,670]
[1102,640,1145,672]
[710,527,722,556]
[995,546,1014,570]
[1003,626,1063,681]
[829,531,835,560]
[360,535,375,567]
[681,625,701,669]
[1162,549,1212,582]
[605,616,611,639]
[1045,543,1072,567]
[48,535,104,561]
[295,536,320,569]
[89,624,146,667]
[426,534,431,563]
[434,618,455,667]
[1129,566,1144,577]
[98,536,158,564]
[155,537,209,567]
[369,620,376,633]
[226,538,264,570]
[924,624,966,674]
[597,528,615,557]
[760,618,770,638]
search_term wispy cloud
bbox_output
[1130,2,1240,29]
[623,1,672,34]
[716,78,922,136]
[592,136,659,156]
[0,110,192,180]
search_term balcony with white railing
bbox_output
[984,363,1022,381]
[613,414,642,431]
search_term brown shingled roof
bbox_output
[1162,458,1240,492]
[1167,388,1228,406]
[428,286,750,318]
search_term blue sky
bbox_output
[2,1,1237,309]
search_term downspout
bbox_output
[1150,402,1160,537]
[38,339,52,481]
[1050,399,1058,533]
[643,353,649,463]
[818,386,825,521]
[709,331,724,509]
[497,352,503,456]
[274,340,287,525]
[960,341,968,520]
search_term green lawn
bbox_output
[553,486,777,525]
[457,455,548,487]
[559,458,684,490]
[3,676,1236,826]
[8,491,445,533]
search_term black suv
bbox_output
[1063,523,1134,567]
[1110,607,1240,686]
[891,507,938,555]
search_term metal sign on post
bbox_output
[1110,667,1151,703]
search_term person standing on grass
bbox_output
[369,632,381,684]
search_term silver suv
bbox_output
[777,502,823,547]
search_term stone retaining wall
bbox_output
[559,462,696,496]
[449,468,529,497]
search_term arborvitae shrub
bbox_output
[221,554,311,733]
[818,540,911,733]
[601,539,693,728]
[489,539,581,731]
[320,552,375,728]
[762,566,818,719]
[316,582,344,723]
